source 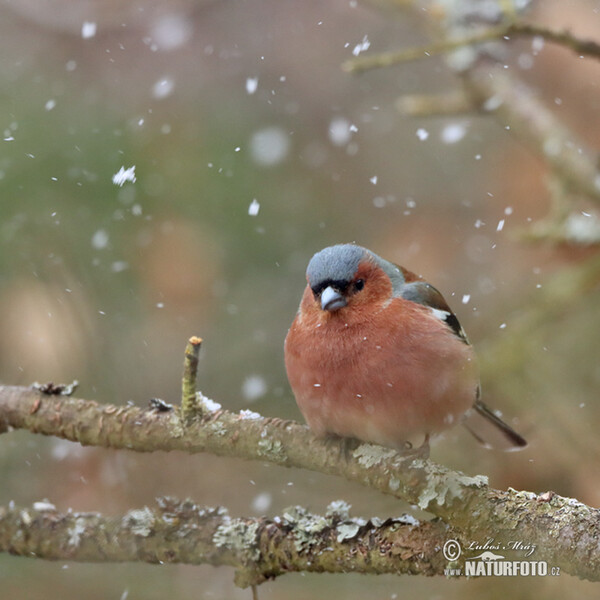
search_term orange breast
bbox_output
[284,290,478,448]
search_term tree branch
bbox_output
[462,64,600,203]
[342,21,600,73]
[0,498,454,586]
[346,2,600,230]
[1,381,599,580]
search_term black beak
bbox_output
[321,286,347,311]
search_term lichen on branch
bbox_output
[0,380,599,581]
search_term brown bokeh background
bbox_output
[1,0,599,598]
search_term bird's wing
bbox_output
[396,278,469,344]
[396,267,528,450]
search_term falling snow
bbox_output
[249,126,290,166]
[81,22,97,39]
[111,261,129,273]
[328,117,354,146]
[152,78,175,99]
[150,13,193,51]
[352,35,370,56]
[531,36,545,54]
[112,166,137,186]
[251,492,272,513]
[416,128,429,141]
[518,53,535,69]
[564,212,600,243]
[483,95,503,111]
[91,229,109,250]
[248,199,260,216]
[440,123,467,144]
[242,375,267,401]
[246,77,259,94]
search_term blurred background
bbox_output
[0,0,599,597]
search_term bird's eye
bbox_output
[354,279,365,292]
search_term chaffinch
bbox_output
[284,244,527,451]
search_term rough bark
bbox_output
[1,384,599,582]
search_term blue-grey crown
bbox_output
[306,244,366,289]
[306,243,407,294]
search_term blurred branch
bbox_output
[396,90,475,117]
[343,21,600,73]
[462,64,600,203]
[343,25,505,72]
[0,498,453,586]
[1,370,600,581]
[517,176,600,245]
[348,1,600,235]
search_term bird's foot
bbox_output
[400,434,430,460]
[264,417,293,430]
[321,434,361,461]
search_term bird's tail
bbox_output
[463,399,528,451]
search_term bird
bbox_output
[284,243,527,452]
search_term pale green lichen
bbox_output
[325,500,352,520]
[208,420,227,437]
[212,518,260,561]
[167,415,185,439]
[352,444,397,468]
[392,514,420,526]
[123,507,155,537]
[257,437,285,461]
[389,477,401,492]
[282,506,329,552]
[414,464,488,510]
[68,516,88,547]
[508,487,537,500]
[336,522,361,542]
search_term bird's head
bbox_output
[305,244,404,313]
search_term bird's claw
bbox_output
[265,417,293,430]
[400,434,430,460]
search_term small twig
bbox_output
[343,21,600,73]
[343,25,507,73]
[396,90,475,117]
[512,22,600,57]
[181,336,203,422]
[519,211,600,245]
